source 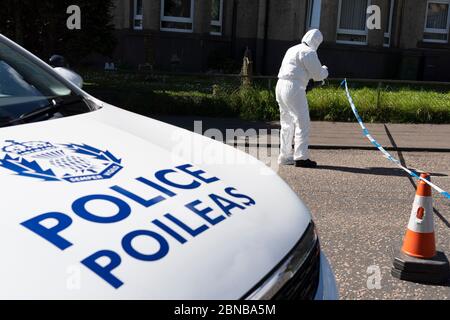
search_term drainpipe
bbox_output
[396,0,406,48]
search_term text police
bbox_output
[20,163,256,288]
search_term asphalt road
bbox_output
[274,149,450,300]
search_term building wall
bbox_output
[111,0,232,71]
[109,0,450,81]
[399,0,427,49]
[266,0,305,41]
[315,0,398,79]
[320,0,339,43]
[367,0,385,47]
[232,0,258,69]
[142,0,161,30]
[112,0,130,29]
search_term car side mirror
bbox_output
[53,67,84,88]
[49,55,83,88]
[49,55,67,68]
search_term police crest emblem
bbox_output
[0,140,122,183]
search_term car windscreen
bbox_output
[0,40,90,127]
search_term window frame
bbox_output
[423,0,450,43]
[133,0,143,31]
[306,0,322,30]
[210,0,224,36]
[336,0,370,45]
[383,0,395,47]
[160,0,195,33]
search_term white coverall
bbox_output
[276,29,328,163]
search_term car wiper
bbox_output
[2,96,83,126]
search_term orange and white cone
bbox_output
[392,173,449,284]
[401,173,436,259]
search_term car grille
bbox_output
[272,238,320,300]
[243,222,321,300]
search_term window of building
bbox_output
[210,0,224,35]
[133,0,143,30]
[336,0,369,45]
[423,0,450,43]
[383,0,395,47]
[160,0,194,33]
[306,0,322,30]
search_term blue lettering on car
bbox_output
[20,163,256,289]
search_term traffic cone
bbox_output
[392,173,450,285]
[401,173,436,258]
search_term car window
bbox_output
[0,39,90,127]
[0,61,44,97]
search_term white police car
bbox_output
[0,33,337,299]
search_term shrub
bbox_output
[83,73,450,124]
[227,86,278,121]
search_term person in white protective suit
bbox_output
[276,29,328,168]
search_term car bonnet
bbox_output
[0,105,311,299]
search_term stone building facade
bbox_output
[110,0,450,81]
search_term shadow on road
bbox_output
[384,124,416,188]
[385,124,450,229]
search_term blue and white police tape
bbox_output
[341,79,450,201]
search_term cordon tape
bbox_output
[341,79,450,201]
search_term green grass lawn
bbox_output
[82,72,450,124]
[308,87,450,123]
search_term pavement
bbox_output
[153,115,450,299]
[154,116,450,152]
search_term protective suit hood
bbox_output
[302,29,323,51]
